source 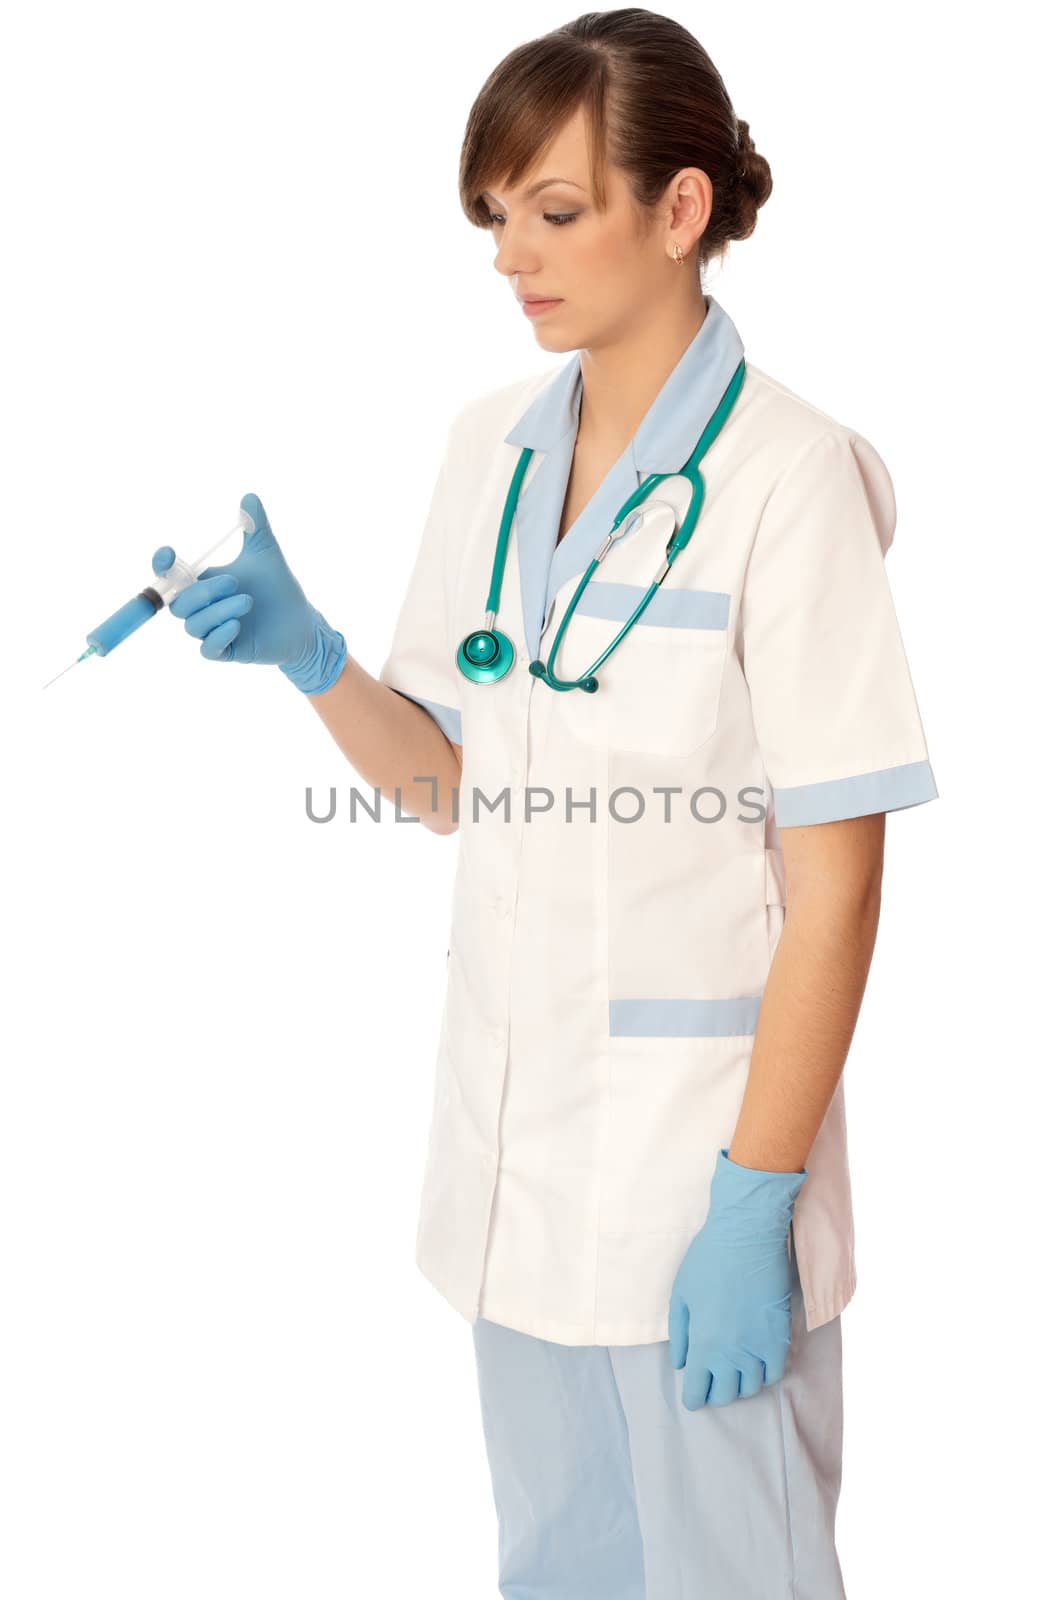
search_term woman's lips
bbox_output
[522,298,563,318]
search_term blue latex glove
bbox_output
[668,1146,807,1410]
[152,492,347,695]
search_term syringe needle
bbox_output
[42,645,97,690]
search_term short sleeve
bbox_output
[378,443,462,747]
[738,428,938,827]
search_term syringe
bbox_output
[43,507,256,689]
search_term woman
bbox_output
[153,9,938,1596]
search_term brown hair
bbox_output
[458,8,772,269]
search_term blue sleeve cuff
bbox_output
[773,758,938,827]
[392,690,462,746]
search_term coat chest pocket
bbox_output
[546,581,731,758]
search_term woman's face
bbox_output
[483,103,697,354]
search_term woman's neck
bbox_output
[575,288,709,451]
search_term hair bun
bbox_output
[732,118,773,237]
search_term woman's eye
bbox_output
[487,211,580,227]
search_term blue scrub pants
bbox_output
[471,1240,846,1599]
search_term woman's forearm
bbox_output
[727,818,884,1172]
[303,654,462,837]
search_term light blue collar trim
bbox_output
[502,294,745,472]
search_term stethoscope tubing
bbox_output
[458,357,746,692]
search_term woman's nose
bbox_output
[492,223,539,278]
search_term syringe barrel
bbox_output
[86,590,164,657]
[81,512,253,661]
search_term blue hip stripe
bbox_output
[609,995,762,1037]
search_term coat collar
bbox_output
[500,294,745,660]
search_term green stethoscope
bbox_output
[456,357,746,692]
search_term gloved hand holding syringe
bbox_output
[43,492,348,696]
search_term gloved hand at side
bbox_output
[152,492,347,695]
[668,1146,807,1410]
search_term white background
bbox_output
[4,2,1059,1594]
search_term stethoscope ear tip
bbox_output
[581,675,599,694]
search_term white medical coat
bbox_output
[380,294,938,1346]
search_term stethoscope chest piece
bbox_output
[457,627,515,683]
